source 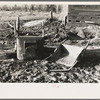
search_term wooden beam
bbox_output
[7,23,14,29]
[16,16,20,36]
[50,69,71,72]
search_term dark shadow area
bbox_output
[6,52,17,59]
[76,56,100,69]
[25,43,37,60]
[37,46,55,60]
[50,45,69,62]
[24,45,55,61]
[67,32,84,40]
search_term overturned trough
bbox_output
[13,16,45,60]
[50,44,84,67]
[49,37,100,71]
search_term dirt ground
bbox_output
[0,11,100,83]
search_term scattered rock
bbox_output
[95,65,100,71]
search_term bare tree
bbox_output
[30,4,34,12]
[24,4,28,12]
[59,5,69,23]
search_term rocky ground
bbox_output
[0,55,100,83]
[0,16,100,83]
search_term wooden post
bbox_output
[14,21,17,52]
[14,21,18,37]
[16,16,20,36]
[51,11,53,22]
[65,16,67,26]
[17,38,25,60]
[41,21,44,37]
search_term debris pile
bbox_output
[0,17,100,83]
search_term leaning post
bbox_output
[14,21,17,52]
[41,21,45,37]
[16,16,22,60]
[14,21,18,37]
[16,16,20,36]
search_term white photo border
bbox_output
[0,1,100,99]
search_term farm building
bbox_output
[68,5,100,23]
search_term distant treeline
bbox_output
[0,4,62,13]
